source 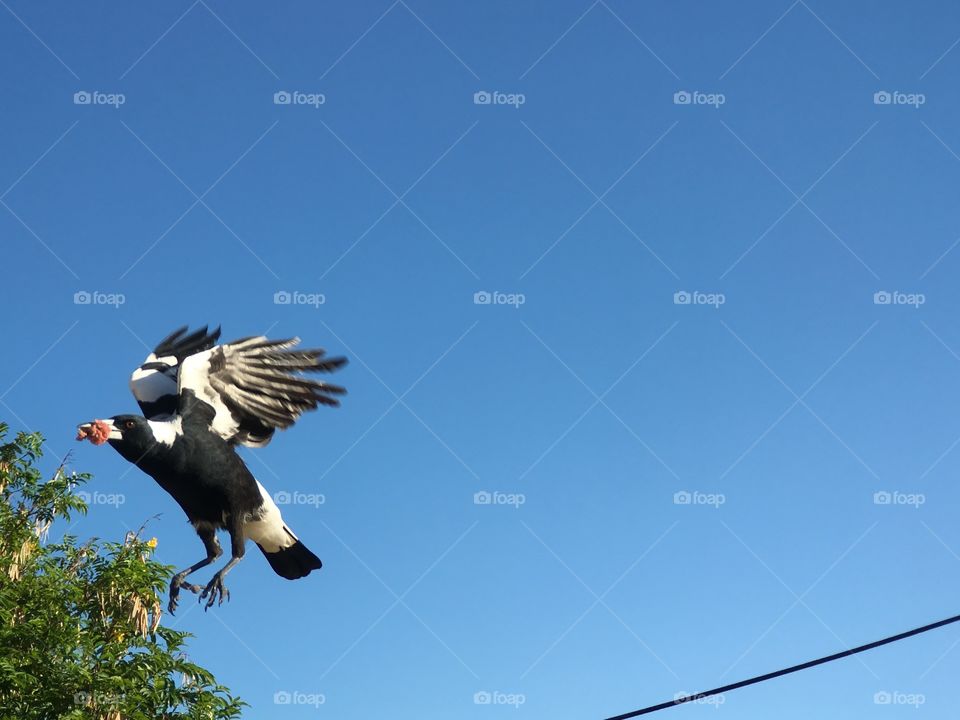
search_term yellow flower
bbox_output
[146,538,158,548]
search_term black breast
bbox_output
[140,430,262,527]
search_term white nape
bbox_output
[148,417,183,447]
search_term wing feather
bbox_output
[178,335,346,447]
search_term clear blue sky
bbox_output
[4,1,960,717]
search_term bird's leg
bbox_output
[169,527,221,615]
[200,520,245,611]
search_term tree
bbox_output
[0,423,245,719]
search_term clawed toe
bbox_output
[199,573,230,610]
[168,578,205,614]
[168,581,183,614]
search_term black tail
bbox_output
[258,540,322,580]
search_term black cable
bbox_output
[603,612,960,720]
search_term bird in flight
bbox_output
[77,326,346,613]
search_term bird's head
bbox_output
[76,415,157,462]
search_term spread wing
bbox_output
[129,326,222,419]
[177,335,347,447]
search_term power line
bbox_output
[603,612,960,720]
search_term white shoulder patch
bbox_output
[148,417,183,447]
[179,348,240,441]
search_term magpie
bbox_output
[77,326,346,612]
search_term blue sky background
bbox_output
[4,1,960,717]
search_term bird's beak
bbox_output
[76,419,118,445]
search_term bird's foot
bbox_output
[199,572,230,611]
[168,576,203,615]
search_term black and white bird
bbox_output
[77,326,346,612]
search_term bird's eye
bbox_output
[124,420,136,430]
